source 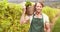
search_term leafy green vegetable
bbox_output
[25,0,32,7]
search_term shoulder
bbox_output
[42,13,50,23]
[42,13,49,18]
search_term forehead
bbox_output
[36,3,42,6]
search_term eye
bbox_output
[36,6,38,7]
[40,6,42,8]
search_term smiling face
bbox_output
[35,2,44,13]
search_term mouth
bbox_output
[37,9,41,10]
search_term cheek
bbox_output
[36,7,42,10]
[36,7,39,10]
[36,6,42,9]
[36,7,38,9]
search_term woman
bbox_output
[20,2,50,32]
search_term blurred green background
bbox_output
[0,0,60,32]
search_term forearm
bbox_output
[20,7,27,25]
[20,13,25,24]
[45,23,50,32]
[46,28,50,32]
[20,13,29,24]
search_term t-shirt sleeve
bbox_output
[45,16,50,23]
[43,14,50,24]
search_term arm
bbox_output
[45,17,50,32]
[20,14,29,24]
[20,7,29,25]
[45,22,50,32]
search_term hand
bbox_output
[23,6,26,14]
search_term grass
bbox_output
[52,17,60,32]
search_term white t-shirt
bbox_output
[28,13,50,24]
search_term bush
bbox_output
[42,6,58,22]
[52,17,60,32]
[0,1,22,32]
[0,1,59,32]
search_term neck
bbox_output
[35,11,42,15]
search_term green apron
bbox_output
[28,14,44,32]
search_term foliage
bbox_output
[0,0,59,32]
[0,0,22,32]
[52,17,60,32]
[25,0,32,7]
[42,6,58,22]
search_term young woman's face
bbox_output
[36,3,43,12]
